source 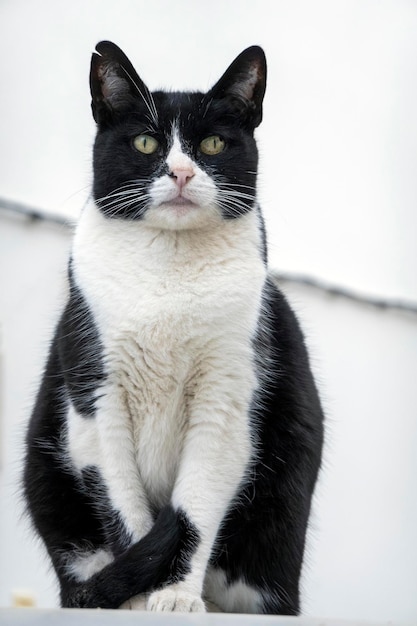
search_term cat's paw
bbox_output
[120,593,148,610]
[147,588,205,612]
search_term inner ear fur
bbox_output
[90,41,150,125]
[207,46,267,128]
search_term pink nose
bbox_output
[169,168,194,190]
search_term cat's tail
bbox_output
[61,505,200,609]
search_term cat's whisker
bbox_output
[96,180,149,196]
[220,187,257,195]
[96,191,151,218]
[214,176,257,191]
[219,191,256,202]
[96,185,150,211]
[217,188,256,202]
[201,97,213,119]
[120,65,159,125]
[97,191,144,204]
[143,117,159,134]
[221,183,257,193]
[130,204,149,220]
[216,188,256,213]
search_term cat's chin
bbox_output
[144,201,218,231]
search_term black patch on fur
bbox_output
[23,340,106,579]
[80,466,134,556]
[57,263,105,416]
[210,277,324,615]
[256,204,268,265]
[60,505,200,608]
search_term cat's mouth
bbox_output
[166,196,194,206]
[158,195,198,213]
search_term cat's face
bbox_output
[90,42,266,230]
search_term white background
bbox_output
[1,0,416,621]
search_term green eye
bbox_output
[133,134,159,154]
[199,135,225,156]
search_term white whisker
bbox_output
[120,66,159,125]
[95,179,151,218]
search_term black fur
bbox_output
[80,466,134,556]
[24,42,324,614]
[58,265,105,416]
[212,277,323,614]
[60,506,200,608]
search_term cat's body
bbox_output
[24,42,324,614]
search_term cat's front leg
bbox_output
[147,587,205,612]
[83,389,154,546]
[147,361,254,612]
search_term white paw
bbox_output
[119,593,148,610]
[147,588,206,612]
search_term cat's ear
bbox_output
[90,41,152,126]
[206,46,267,128]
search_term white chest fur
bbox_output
[69,202,266,509]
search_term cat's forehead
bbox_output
[151,90,205,126]
[124,89,221,141]
[153,90,204,109]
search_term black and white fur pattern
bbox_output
[24,42,324,614]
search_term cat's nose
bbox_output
[169,168,195,190]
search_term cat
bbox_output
[23,41,324,614]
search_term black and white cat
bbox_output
[24,41,324,614]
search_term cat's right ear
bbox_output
[90,41,151,126]
[205,46,267,128]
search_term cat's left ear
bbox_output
[90,41,152,126]
[207,46,267,128]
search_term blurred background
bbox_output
[0,0,416,620]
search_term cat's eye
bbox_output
[199,135,225,156]
[133,134,159,155]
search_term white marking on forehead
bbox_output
[166,128,195,173]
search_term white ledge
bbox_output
[0,609,410,626]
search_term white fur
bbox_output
[69,137,267,610]
[147,587,205,612]
[204,568,263,613]
[67,548,114,582]
[145,131,220,230]
[67,405,100,472]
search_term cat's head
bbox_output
[90,42,266,230]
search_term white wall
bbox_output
[1,0,416,621]
[0,218,70,607]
